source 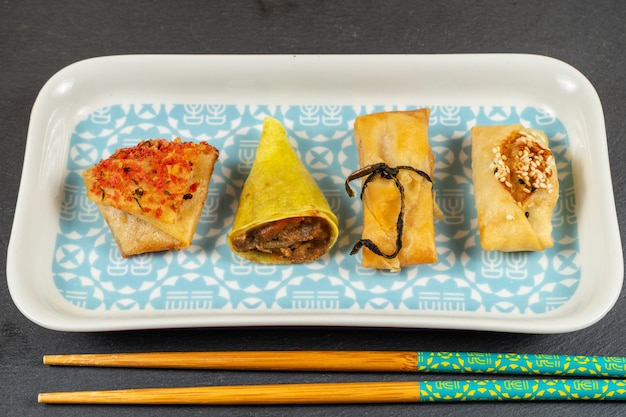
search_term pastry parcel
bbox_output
[228,117,339,264]
[471,124,559,251]
[83,138,219,257]
[345,108,440,271]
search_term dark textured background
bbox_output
[2,1,625,415]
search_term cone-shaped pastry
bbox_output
[471,124,559,251]
[228,117,339,264]
[345,108,440,272]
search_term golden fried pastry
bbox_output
[471,124,559,251]
[346,108,440,271]
[83,138,219,257]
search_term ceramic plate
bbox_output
[7,54,622,332]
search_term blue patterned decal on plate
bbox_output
[52,104,579,315]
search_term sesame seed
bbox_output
[506,214,515,220]
[490,129,555,203]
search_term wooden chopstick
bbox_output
[43,351,415,372]
[38,379,626,404]
[43,350,626,377]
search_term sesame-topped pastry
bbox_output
[471,125,559,251]
[83,138,219,257]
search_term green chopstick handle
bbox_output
[419,379,626,402]
[416,351,626,377]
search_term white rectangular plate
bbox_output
[7,54,622,333]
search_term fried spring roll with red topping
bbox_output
[83,138,219,257]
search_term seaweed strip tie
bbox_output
[344,162,433,259]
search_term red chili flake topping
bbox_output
[84,138,215,222]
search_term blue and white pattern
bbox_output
[52,104,579,315]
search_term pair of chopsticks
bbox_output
[39,350,626,404]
